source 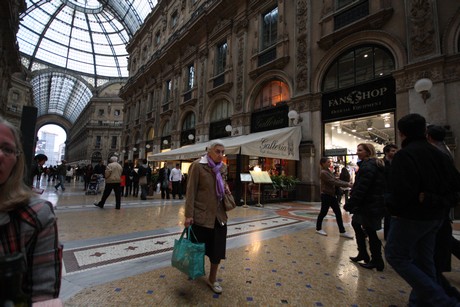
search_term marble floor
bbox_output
[36,178,460,306]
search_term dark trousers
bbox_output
[98,182,121,209]
[140,184,148,200]
[161,186,170,199]
[132,183,139,196]
[316,193,346,233]
[171,181,182,198]
[351,220,382,260]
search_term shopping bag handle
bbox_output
[180,226,198,242]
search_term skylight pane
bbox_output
[67,58,95,75]
[35,45,68,67]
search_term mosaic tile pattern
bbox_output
[33,180,460,306]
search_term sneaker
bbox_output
[340,232,354,239]
[316,229,327,236]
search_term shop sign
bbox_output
[322,77,396,121]
[251,104,289,133]
[324,148,348,156]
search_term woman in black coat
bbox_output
[344,143,386,271]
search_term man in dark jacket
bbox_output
[157,163,171,199]
[385,113,460,306]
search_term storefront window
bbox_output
[324,112,394,164]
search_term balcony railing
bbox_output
[258,47,276,67]
[334,0,369,30]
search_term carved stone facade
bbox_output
[116,0,460,200]
[0,0,26,123]
[67,83,125,166]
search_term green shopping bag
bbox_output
[171,226,205,279]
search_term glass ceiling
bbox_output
[17,0,157,123]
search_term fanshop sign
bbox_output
[322,78,396,121]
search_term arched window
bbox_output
[161,120,171,149]
[254,80,289,111]
[181,112,196,146]
[209,99,233,139]
[182,112,195,130]
[211,99,233,122]
[323,45,395,92]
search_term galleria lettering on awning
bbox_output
[149,126,301,161]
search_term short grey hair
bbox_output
[109,156,118,162]
[207,140,224,152]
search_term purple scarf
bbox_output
[207,154,225,201]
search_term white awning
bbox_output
[149,126,301,161]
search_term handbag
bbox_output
[223,193,236,211]
[139,176,147,185]
[171,226,205,280]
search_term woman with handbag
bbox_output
[184,140,232,294]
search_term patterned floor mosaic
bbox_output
[32,180,460,306]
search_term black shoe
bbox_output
[350,254,370,264]
[94,203,103,209]
[359,260,384,271]
[115,207,121,210]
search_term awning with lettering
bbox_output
[149,126,301,161]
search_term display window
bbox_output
[324,112,395,165]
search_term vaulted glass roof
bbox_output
[17,0,157,123]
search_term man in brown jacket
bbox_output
[94,156,123,210]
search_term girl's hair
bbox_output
[357,143,384,167]
[0,116,34,211]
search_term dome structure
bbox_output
[17,0,157,123]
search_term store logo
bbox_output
[328,87,388,107]
[259,138,294,156]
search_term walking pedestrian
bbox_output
[94,156,123,210]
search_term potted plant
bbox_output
[270,175,300,199]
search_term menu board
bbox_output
[249,171,272,183]
[240,173,253,182]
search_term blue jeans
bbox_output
[385,217,458,306]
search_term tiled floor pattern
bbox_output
[34,179,460,306]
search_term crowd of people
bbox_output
[2,112,460,305]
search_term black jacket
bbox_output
[345,158,385,217]
[388,137,459,220]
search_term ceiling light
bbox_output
[350,122,357,132]
[366,120,373,131]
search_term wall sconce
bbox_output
[163,139,169,145]
[288,110,303,125]
[414,78,433,103]
[225,124,239,136]
[145,144,151,149]
[132,147,137,152]
[121,150,126,154]
[225,125,232,134]
[188,134,194,141]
